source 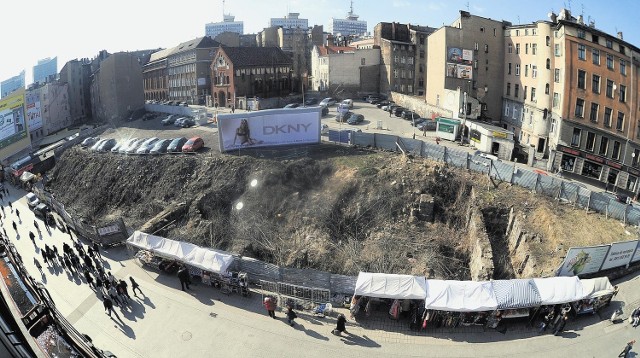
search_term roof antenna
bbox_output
[222,0,226,16]
[466,1,470,12]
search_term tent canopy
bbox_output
[20,171,36,182]
[126,231,235,274]
[581,277,615,299]
[424,280,498,312]
[533,277,585,305]
[492,279,542,309]
[354,272,427,300]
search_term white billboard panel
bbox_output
[25,92,43,131]
[600,240,638,270]
[218,107,321,152]
[629,241,640,263]
[0,91,27,150]
[557,245,610,276]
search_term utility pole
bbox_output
[460,91,467,146]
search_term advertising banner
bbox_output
[0,91,27,150]
[446,47,473,80]
[557,245,610,276]
[25,91,43,131]
[600,240,638,270]
[218,107,321,152]
[630,241,640,263]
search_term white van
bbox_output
[26,193,40,208]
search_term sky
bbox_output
[3,0,640,85]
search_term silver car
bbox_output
[123,138,145,154]
[135,137,160,154]
[117,138,139,154]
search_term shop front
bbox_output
[466,121,515,161]
[435,117,460,142]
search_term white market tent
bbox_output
[424,280,498,312]
[354,272,427,300]
[492,279,542,309]
[533,277,586,305]
[581,277,615,298]
[126,231,235,274]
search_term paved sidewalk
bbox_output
[2,183,639,357]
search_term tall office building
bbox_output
[269,13,308,29]
[33,57,58,84]
[205,14,244,39]
[1,71,25,98]
[328,1,367,36]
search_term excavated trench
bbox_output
[481,207,515,279]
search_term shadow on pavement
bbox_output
[340,334,380,348]
[295,324,329,341]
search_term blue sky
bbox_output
[3,0,639,85]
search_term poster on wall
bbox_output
[0,91,27,150]
[600,240,638,270]
[557,245,610,276]
[25,92,43,131]
[446,47,474,80]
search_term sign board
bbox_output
[470,129,481,143]
[600,240,638,270]
[557,245,610,276]
[218,107,321,152]
[492,131,508,139]
[630,241,640,263]
[446,47,473,80]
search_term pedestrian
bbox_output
[52,245,59,257]
[263,296,277,319]
[333,313,348,335]
[7,201,11,212]
[619,340,636,358]
[11,221,16,232]
[15,208,19,220]
[64,256,73,273]
[117,281,129,304]
[84,271,95,289]
[102,296,119,319]
[41,250,48,266]
[28,231,35,243]
[93,242,102,259]
[2,227,6,237]
[33,257,43,274]
[84,255,94,271]
[96,277,104,294]
[66,224,72,238]
[33,220,40,233]
[389,109,392,117]
[92,256,100,270]
[631,306,640,327]
[177,266,191,291]
[129,276,143,297]
[118,279,131,300]
[286,305,297,326]
[108,285,121,306]
[553,314,568,335]
[232,105,235,113]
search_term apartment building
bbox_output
[311,45,380,96]
[167,37,219,105]
[143,48,173,102]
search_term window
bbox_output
[577,29,586,39]
[634,149,640,167]
[577,70,586,89]
[604,107,612,127]
[613,141,621,160]
[592,74,600,93]
[532,65,537,78]
[599,137,609,155]
[532,44,537,55]
[590,103,599,122]
[619,44,626,54]
[484,44,489,53]
[586,132,596,151]
[531,87,536,101]
[474,60,478,69]
[620,85,626,103]
[578,44,586,60]
[606,39,612,49]
[393,69,398,78]
[546,58,550,69]
[524,86,528,100]
[545,83,550,94]
[617,111,625,131]
[575,98,585,117]
[361,58,365,65]
[508,43,513,53]
[592,34,599,43]
[525,65,529,77]
[546,36,550,46]
[508,63,512,75]
[553,92,559,108]
[554,68,560,83]
[589,50,599,67]
[515,64,520,76]
[606,80,614,98]
[515,84,520,97]
[504,104,510,116]
[516,43,520,54]
[525,43,529,54]
[554,44,561,56]
[607,54,614,69]
[620,60,626,75]
[551,118,557,133]
[506,83,511,96]
[571,128,581,147]
[394,55,399,63]
[516,30,520,36]
[513,106,518,120]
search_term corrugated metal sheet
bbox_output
[280,267,331,290]
[239,256,280,283]
[330,274,357,295]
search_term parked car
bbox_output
[386,104,400,112]
[149,139,172,155]
[180,118,196,128]
[336,112,353,123]
[110,141,123,153]
[473,150,499,161]
[124,138,146,154]
[319,97,336,107]
[376,100,393,108]
[174,117,188,127]
[284,103,301,109]
[179,102,189,107]
[89,138,107,151]
[26,193,40,208]
[411,118,427,126]
[97,138,117,152]
[80,137,99,148]
[161,115,178,126]
[117,138,139,153]
[401,110,421,120]
[393,107,406,117]
[304,98,318,106]
[341,99,353,109]
[182,137,204,152]
[369,98,382,105]
[167,137,188,153]
[321,106,329,117]
[135,137,160,154]
[417,120,437,132]
[347,113,364,125]
[366,95,380,103]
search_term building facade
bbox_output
[210,47,293,108]
[205,14,243,39]
[311,45,380,96]
[33,57,57,85]
[143,48,173,102]
[59,58,92,124]
[328,2,367,36]
[269,13,308,29]
[1,71,25,99]
[27,82,71,139]
[90,52,144,124]
[0,89,32,165]
[167,37,219,105]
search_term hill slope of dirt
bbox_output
[47,145,634,279]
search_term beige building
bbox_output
[426,11,508,123]
[167,37,219,105]
[311,45,380,96]
[27,82,71,140]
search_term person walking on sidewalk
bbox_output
[15,208,19,221]
[619,340,636,358]
[33,257,43,274]
[178,266,191,291]
[84,270,95,289]
[333,313,348,336]
[93,242,102,259]
[28,231,35,244]
[11,221,17,232]
[108,285,121,307]
[631,306,640,327]
[286,305,297,326]
[129,276,143,297]
[263,297,277,319]
[8,201,12,212]
[103,296,120,319]
[553,314,568,335]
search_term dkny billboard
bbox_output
[217,107,321,152]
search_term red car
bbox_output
[182,136,204,152]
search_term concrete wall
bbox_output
[504,207,542,278]
[465,188,494,281]
[390,92,453,119]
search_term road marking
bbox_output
[67,292,101,325]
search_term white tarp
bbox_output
[533,277,585,305]
[581,277,615,298]
[424,280,498,312]
[126,231,165,250]
[354,272,427,299]
[184,247,235,275]
[154,239,198,261]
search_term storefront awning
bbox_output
[424,280,498,312]
[492,279,542,309]
[354,272,427,300]
[533,277,585,305]
[580,277,615,299]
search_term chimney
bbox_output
[617,31,623,40]
[577,15,584,25]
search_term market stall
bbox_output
[420,280,497,329]
[572,277,616,315]
[533,277,585,305]
[352,272,427,321]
